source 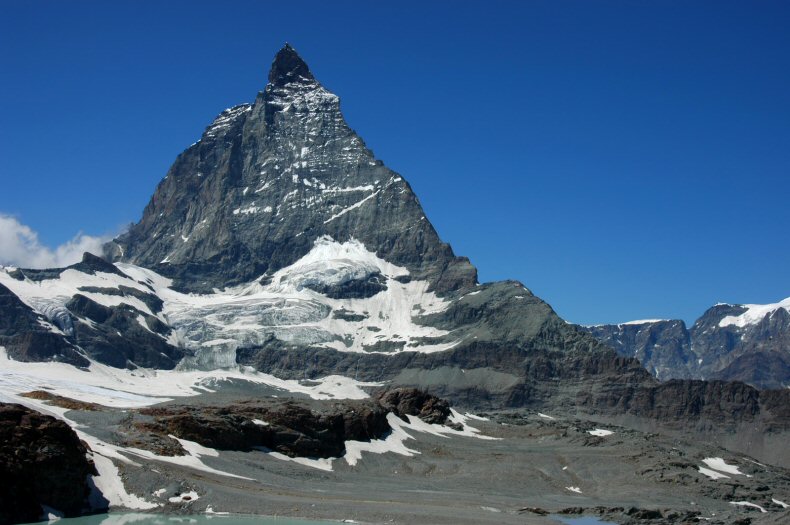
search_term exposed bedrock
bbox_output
[0,403,97,525]
[239,338,790,444]
[0,282,88,367]
[129,387,453,459]
[374,387,452,425]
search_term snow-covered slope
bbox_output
[1,235,461,375]
[123,235,460,370]
[718,297,790,328]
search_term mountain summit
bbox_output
[268,43,314,85]
[106,44,475,294]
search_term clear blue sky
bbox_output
[1,1,788,325]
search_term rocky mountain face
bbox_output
[0,44,788,445]
[1,253,185,370]
[582,298,790,390]
[106,44,475,295]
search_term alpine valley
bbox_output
[1,45,788,525]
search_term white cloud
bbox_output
[0,214,112,269]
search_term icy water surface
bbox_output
[28,515,332,525]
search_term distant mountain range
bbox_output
[582,298,790,389]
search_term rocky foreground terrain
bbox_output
[2,384,789,525]
[0,45,788,524]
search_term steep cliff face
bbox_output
[582,298,790,390]
[107,44,475,295]
[582,320,693,380]
[690,300,790,388]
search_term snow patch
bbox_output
[90,453,159,510]
[168,491,199,503]
[698,467,730,480]
[168,435,218,457]
[719,297,790,328]
[0,347,376,409]
[588,428,613,437]
[730,501,767,513]
[264,451,334,472]
[618,319,668,326]
[122,444,251,480]
[344,413,419,467]
[323,190,380,224]
[702,457,750,477]
[566,486,582,494]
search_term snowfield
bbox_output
[0,235,461,376]
[718,297,790,328]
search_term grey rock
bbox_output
[582,300,790,390]
[107,44,476,295]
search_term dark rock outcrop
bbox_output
[132,388,456,459]
[374,387,451,424]
[0,403,96,525]
[9,252,126,283]
[137,398,389,458]
[66,297,184,370]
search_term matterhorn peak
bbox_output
[268,43,314,86]
[108,44,477,295]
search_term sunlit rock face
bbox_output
[107,43,476,295]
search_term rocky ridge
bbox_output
[582,298,790,390]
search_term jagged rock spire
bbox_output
[268,43,313,86]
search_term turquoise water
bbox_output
[28,515,332,525]
[551,516,617,525]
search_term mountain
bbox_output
[1,44,790,523]
[582,298,790,389]
[0,44,619,403]
[106,44,476,295]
